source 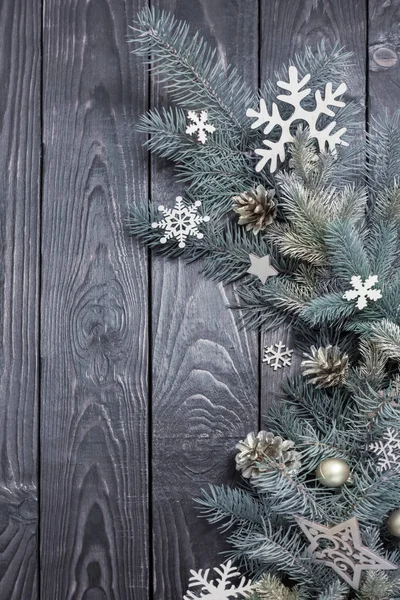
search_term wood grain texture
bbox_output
[0,0,40,597]
[41,0,149,598]
[259,0,367,423]
[369,0,400,116]
[149,1,259,598]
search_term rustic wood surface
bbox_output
[41,0,149,598]
[0,0,40,598]
[0,0,397,598]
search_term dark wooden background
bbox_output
[0,0,397,597]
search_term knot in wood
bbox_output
[370,44,398,71]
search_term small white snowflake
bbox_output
[151,196,210,248]
[343,275,382,310]
[186,110,216,144]
[246,65,348,172]
[369,428,400,472]
[183,560,254,600]
[262,341,293,371]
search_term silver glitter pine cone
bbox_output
[235,431,301,479]
[232,185,277,235]
[301,345,349,388]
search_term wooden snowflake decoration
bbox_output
[151,196,210,248]
[246,66,348,172]
[186,110,216,144]
[183,561,254,600]
[343,275,382,310]
[369,427,400,472]
[262,341,293,371]
[296,516,397,590]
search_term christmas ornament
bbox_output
[343,275,382,310]
[296,515,397,590]
[183,560,254,600]
[232,185,277,234]
[315,458,350,487]
[186,110,216,144]
[386,509,400,537]
[246,66,348,172]
[301,345,349,388]
[369,427,400,472]
[262,341,293,370]
[235,431,301,479]
[246,254,278,284]
[151,196,210,248]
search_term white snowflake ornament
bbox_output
[186,110,216,144]
[151,196,210,248]
[369,428,400,472]
[343,275,382,310]
[262,341,293,371]
[246,66,348,172]
[183,561,254,600]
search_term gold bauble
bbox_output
[387,509,400,537]
[315,458,350,488]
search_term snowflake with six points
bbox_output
[183,560,254,600]
[369,428,400,472]
[186,110,216,144]
[262,341,293,371]
[246,65,348,172]
[151,196,210,248]
[343,275,382,310]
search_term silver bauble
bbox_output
[315,458,350,488]
[387,509,400,537]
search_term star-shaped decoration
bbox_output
[247,254,278,284]
[296,516,397,590]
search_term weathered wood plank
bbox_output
[0,0,40,597]
[369,0,400,117]
[149,1,259,598]
[259,0,367,422]
[41,0,149,597]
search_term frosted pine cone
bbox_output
[301,345,349,388]
[235,431,301,479]
[232,185,277,234]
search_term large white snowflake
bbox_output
[262,341,293,371]
[183,561,254,600]
[186,110,216,144]
[246,65,348,172]
[369,428,400,472]
[343,275,382,310]
[151,196,210,248]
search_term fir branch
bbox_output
[357,571,400,600]
[372,184,400,226]
[368,319,400,362]
[228,521,312,582]
[195,485,267,532]
[252,469,330,522]
[351,378,400,431]
[301,292,355,327]
[366,223,398,281]
[317,580,348,600]
[129,8,255,135]
[253,573,306,600]
[137,107,192,161]
[367,111,400,195]
[235,277,310,331]
[324,220,370,281]
[345,466,400,526]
